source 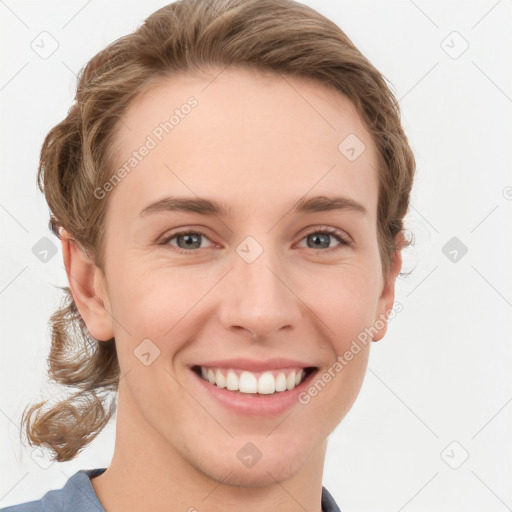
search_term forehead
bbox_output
[107,68,379,221]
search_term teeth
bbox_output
[257,372,275,394]
[286,371,296,390]
[275,372,287,392]
[197,366,307,394]
[239,371,258,393]
[226,370,239,391]
[215,369,226,388]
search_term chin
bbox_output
[205,458,302,488]
[191,440,312,488]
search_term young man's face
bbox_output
[75,68,400,487]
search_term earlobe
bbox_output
[60,229,114,342]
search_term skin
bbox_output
[61,67,403,512]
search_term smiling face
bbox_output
[78,67,401,489]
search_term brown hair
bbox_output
[21,0,416,461]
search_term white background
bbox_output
[1,0,511,510]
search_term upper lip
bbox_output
[191,358,316,373]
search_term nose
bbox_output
[216,243,302,340]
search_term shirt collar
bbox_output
[62,468,341,512]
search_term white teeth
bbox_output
[286,371,296,390]
[239,371,258,393]
[215,369,226,388]
[226,370,238,391]
[275,372,287,392]
[197,366,309,394]
[257,372,275,394]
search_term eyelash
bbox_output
[158,226,352,255]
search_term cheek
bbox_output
[110,253,381,358]
[304,267,380,346]
[110,267,207,338]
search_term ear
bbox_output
[59,228,115,342]
[372,233,405,342]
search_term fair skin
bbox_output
[61,68,402,512]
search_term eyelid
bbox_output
[294,225,352,252]
[158,225,352,252]
[299,225,352,245]
[157,227,216,250]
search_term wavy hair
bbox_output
[21,0,416,461]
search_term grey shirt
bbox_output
[1,468,342,511]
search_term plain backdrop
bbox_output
[1,1,511,510]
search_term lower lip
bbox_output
[190,367,318,416]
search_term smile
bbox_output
[192,365,317,395]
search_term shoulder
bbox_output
[321,485,342,512]
[0,468,107,512]
[1,502,43,512]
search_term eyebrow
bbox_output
[138,194,368,218]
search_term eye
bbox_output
[159,229,213,254]
[296,226,352,253]
[158,226,351,254]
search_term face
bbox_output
[78,68,400,487]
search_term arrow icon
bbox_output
[134,339,161,366]
[236,236,263,263]
[440,440,469,469]
[441,236,468,263]
[237,441,262,467]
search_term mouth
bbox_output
[191,365,318,396]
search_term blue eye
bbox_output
[298,226,351,252]
[159,226,351,255]
[161,230,212,253]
